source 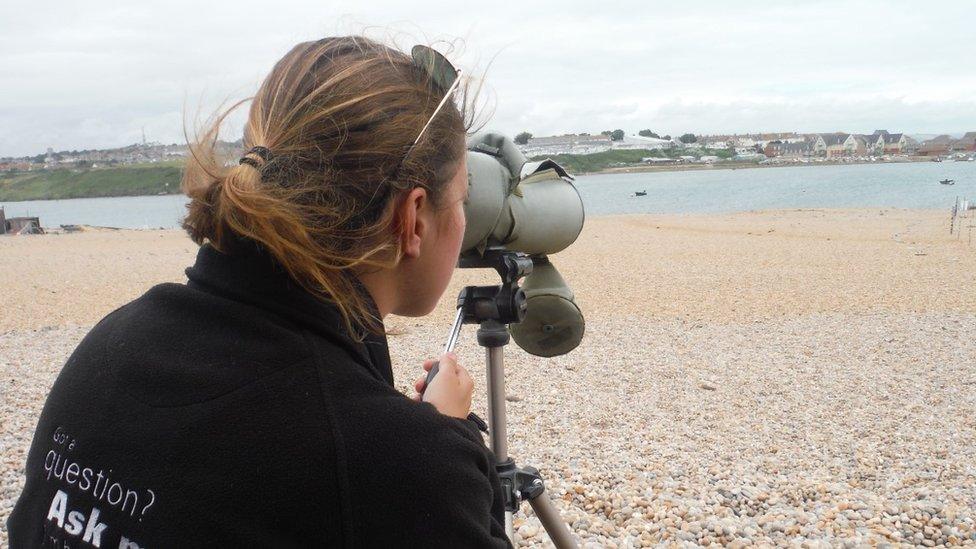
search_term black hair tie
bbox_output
[239,146,273,169]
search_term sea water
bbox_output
[575,161,975,216]
[1,161,973,229]
[1,194,188,230]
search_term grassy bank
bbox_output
[1,147,737,201]
[530,147,734,174]
[0,162,183,201]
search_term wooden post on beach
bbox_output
[958,198,963,241]
[950,197,957,235]
[965,203,974,246]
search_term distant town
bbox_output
[515,130,976,166]
[0,140,241,172]
[1,130,975,174]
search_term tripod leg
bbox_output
[479,321,576,548]
[527,486,578,549]
[485,345,509,460]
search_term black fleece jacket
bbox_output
[7,239,510,548]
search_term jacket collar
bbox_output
[184,237,394,386]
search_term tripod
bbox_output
[453,251,578,548]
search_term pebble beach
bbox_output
[2,208,975,547]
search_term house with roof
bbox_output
[880,133,916,155]
[812,133,849,157]
[843,134,872,156]
[858,135,884,155]
[732,136,758,148]
[858,130,891,155]
[701,132,802,149]
[703,138,730,149]
[763,140,812,159]
[759,132,803,143]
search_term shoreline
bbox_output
[0,190,185,205]
[1,157,961,204]
[0,205,956,236]
[585,157,941,176]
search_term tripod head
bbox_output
[456,248,584,357]
[456,249,533,327]
[422,249,532,388]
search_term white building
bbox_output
[642,156,678,163]
[518,134,612,156]
[613,135,673,150]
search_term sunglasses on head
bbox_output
[359,46,462,216]
[404,45,463,157]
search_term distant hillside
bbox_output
[531,147,732,174]
[0,163,183,201]
[0,147,737,201]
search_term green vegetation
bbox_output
[0,162,184,201]
[514,131,533,145]
[599,129,625,141]
[530,147,732,174]
[0,144,742,201]
[532,149,656,173]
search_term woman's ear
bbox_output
[396,187,429,259]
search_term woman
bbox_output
[7,36,511,547]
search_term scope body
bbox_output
[459,132,586,357]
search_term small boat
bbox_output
[633,190,647,197]
[940,179,955,185]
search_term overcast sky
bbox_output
[2,0,974,157]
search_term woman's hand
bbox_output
[412,353,473,419]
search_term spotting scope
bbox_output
[460,131,586,357]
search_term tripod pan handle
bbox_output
[424,362,440,391]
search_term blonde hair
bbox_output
[182,35,486,337]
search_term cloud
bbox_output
[2,0,975,156]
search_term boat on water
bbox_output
[633,190,647,197]
[940,179,955,185]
